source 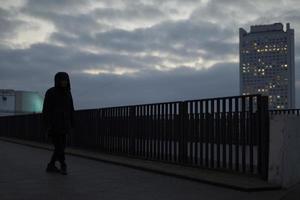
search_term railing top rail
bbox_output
[269,109,300,115]
[0,112,41,118]
[77,100,183,112]
[0,94,267,116]
[184,94,262,103]
[269,109,300,112]
[76,94,263,112]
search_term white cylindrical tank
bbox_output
[0,89,43,116]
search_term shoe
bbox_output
[60,163,68,175]
[46,163,60,173]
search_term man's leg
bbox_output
[50,135,60,164]
[46,134,60,172]
[57,133,67,174]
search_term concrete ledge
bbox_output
[0,136,280,191]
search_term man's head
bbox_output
[54,72,71,90]
[60,80,68,88]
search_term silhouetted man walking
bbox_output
[43,72,74,175]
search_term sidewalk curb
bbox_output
[0,136,281,192]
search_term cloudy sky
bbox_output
[1,0,300,109]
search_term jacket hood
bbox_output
[54,72,71,90]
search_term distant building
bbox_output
[0,89,43,116]
[239,23,295,109]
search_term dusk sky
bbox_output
[0,0,299,109]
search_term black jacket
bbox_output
[42,72,74,134]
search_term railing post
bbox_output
[257,95,269,180]
[129,106,136,155]
[179,101,188,163]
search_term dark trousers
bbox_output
[50,133,66,165]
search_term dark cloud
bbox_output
[70,62,239,109]
[0,0,300,109]
[50,18,236,63]
[0,42,156,76]
[92,3,166,21]
[24,0,91,14]
[0,43,239,109]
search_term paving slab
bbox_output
[1,137,299,200]
[0,136,280,191]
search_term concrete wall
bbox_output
[268,115,300,188]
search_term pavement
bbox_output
[0,137,300,200]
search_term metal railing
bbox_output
[269,109,300,115]
[0,94,270,179]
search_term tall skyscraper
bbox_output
[239,23,295,109]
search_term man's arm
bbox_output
[69,93,75,128]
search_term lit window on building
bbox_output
[240,23,295,109]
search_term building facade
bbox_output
[0,89,43,116]
[239,23,295,109]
